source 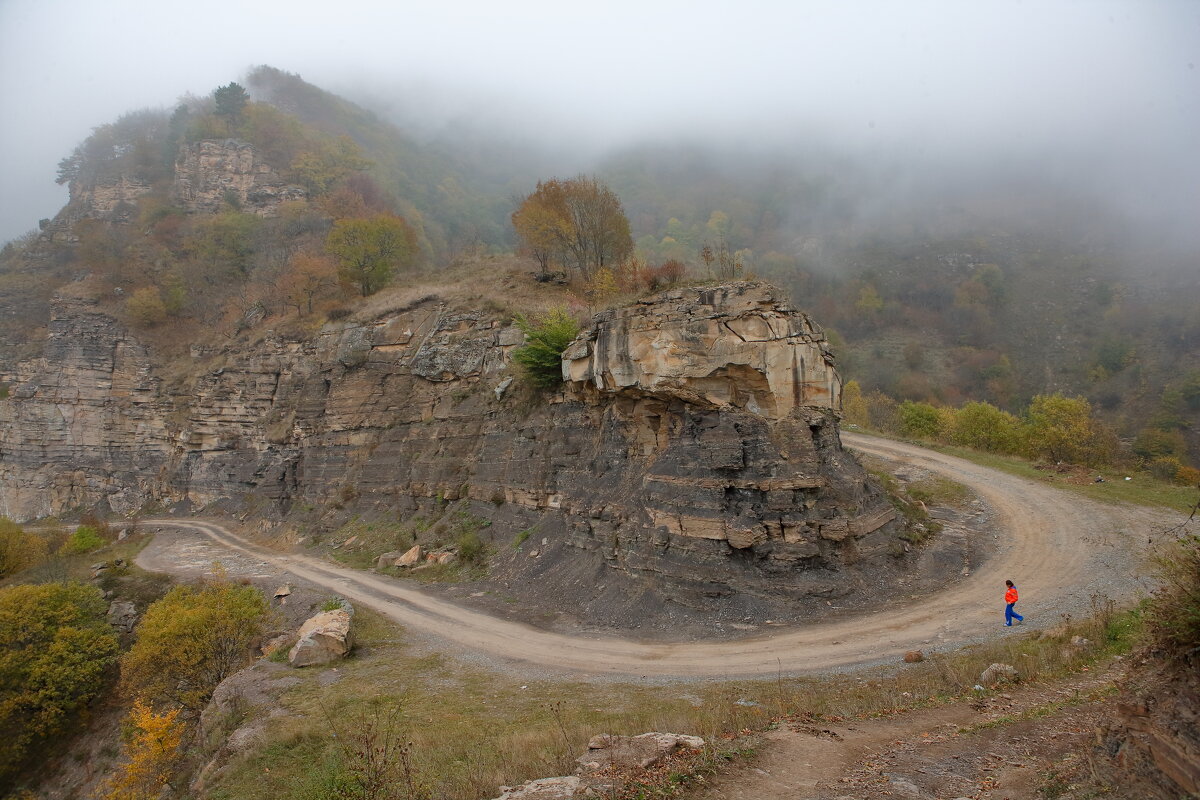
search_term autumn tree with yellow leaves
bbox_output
[512,177,632,279]
[101,698,185,800]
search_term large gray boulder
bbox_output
[288,609,354,667]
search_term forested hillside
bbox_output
[0,66,1196,470]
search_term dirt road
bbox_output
[137,433,1180,678]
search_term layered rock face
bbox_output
[0,294,171,520]
[67,176,153,224]
[172,139,306,215]
[565,284,840,418]
[0,282,899,606]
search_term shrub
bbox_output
[897,401,945,439]
[120,579,268,713]
[1023,394,1111,466]
[1148,456,1185,482]
[1176,465,1200,487]
[101,697,184,800]
[1145,534,1200,664]
[57,525,106,556]
[0,519,47,578]
[951,401,1022,453]
[511,307,580,389]
[125,287,167,327]
[0,582,119,785]
[456,530,487,566]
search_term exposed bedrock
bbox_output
[0,282,900,604]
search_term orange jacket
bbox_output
[1005,586,1018,604]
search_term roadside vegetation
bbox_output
[844,380,1200,512]
[322,506,494,581]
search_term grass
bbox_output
[868,468,943,544]
[203,598,1142,800]
[957,684,1119,733]
[906,474,972,507]
[325,506,496,582]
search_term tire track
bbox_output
[136,434,1181,678]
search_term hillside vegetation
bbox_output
[1,67,1196,474]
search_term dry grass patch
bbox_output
[202,597,1141,800]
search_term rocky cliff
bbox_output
[171,139,306,215]
[49,138,304,237]
[0,281,901,613]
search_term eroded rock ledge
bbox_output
[565,283,840,418]
[0,282,902,614]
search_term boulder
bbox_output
[395,544,422,567]
[375,550,403,569]
[488,777,586,800]
[576,732,706,771]
[288,609,354,667]
[980,663,1019,686]
[106,600,138,632]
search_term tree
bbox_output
[186,211,262,279]
[511,186,571,276]
[213,82,249,121]
[290,135,370,195]
[0,583,119,785]
[102,698,185,800]
[1023,393,1108,465]
[511,308,580,388]
[119,580,268,714]
[513,177,632,278]
[278,252,339,314]
[326,214,417,296]
[0,519,47,578]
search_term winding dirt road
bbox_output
[137,433,1181,678]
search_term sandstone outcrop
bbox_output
[564,284,839,418]
[0,282,903,614]
[288,608,354,667]
[488,732,706,800]
[172,139,306,215]
[68,176,153,224]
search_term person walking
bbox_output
[1004,579,1024,626]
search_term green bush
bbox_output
[0,582,119,785]
[950,401,1022,454]
[511,308,580,388]
[456,530,487,565]
[57,526,105,556]
[896,401,945,439]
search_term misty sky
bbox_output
[1,0,1197,246]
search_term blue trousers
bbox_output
[1005,603,1023,625]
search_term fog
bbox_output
[1,0,1197,250]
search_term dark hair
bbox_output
[1005,580,1014,587]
